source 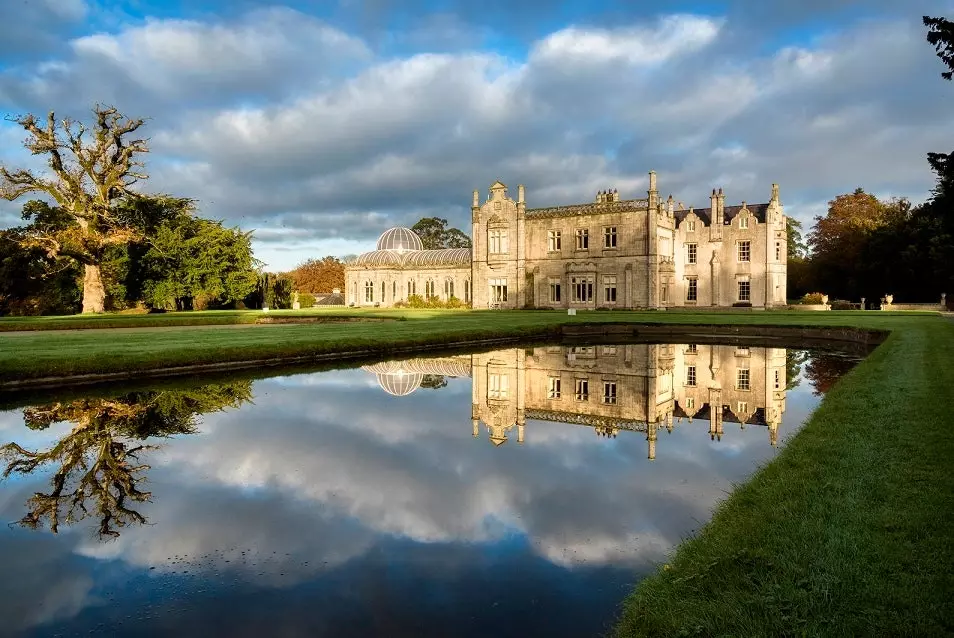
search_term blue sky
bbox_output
[1,0,953,270]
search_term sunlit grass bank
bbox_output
[612,316,954,636]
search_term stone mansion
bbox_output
[345,171,788,309]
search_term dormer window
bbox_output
[686,220,696,232]
[740,216,749,229]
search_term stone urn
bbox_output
[885,294,894,305]
[821,294,829,305]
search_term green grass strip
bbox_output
[0,309,935,383]
[612,316,954,636]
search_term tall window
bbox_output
[571,276,594,302]
[737,368,751,391]
[686,220,696,232]
[575,379,589,401]
[381,281,385,300]
[775,369,781,390]
[464,280,471,303]
[686,396,695,410]
[686,243,697,264]
[740,216,749,229]
[489,373,509,399]
[364,280,374,302]
[738,278,751,302]
[603,275,617,303]
[738,240,751,262]
[425,280,436,299]
[686,365,697,387]
[737,401,748,414]
[392,281,396,298]
[602,381,617,405]
[687,278,698,302]
[353,281,357,302]
[489,278,508,303]
[444,279,454,299]
[603,226,617,248]
[549,278,562,303]
[489,229,508,254]
[776,242,782,261]
[548,230,562,252]
[575,228,589,250]
[548,377,561,399]
[408,280,416,297]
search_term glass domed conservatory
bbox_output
[346,227,473,306]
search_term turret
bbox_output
[647,170,659,210]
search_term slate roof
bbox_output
[674,202,770,228]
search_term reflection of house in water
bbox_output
[365,345,787,458]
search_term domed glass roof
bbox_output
[376,227,423,253]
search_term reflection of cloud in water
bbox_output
[0,344,860,635]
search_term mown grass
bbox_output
[0,309,935,383]
[612,316,954,637]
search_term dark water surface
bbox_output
[0,342,863,638]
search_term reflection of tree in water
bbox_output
[804,354,858,396]
[1,382,252,538]
[785,349,809,391]
[420,375,448,390]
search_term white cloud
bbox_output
[1,7,953,269]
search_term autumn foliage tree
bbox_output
[0,106,150,313]
[286,256,345,293]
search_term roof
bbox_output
[526,198,651,220]
[350,247,471,270]
[376,227,423,252]
[674,202,770,228]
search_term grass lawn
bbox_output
[0,308,914,383]
[0,308,951,633]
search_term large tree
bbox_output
[286,256,345,293]
[807,188,893,299]
[411,217,473,249]
[0,106,149,313]
[138,206,260,310]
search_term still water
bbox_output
[0,342,862,637]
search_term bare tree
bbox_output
[0,105,149,313]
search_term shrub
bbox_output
[298,293,316,308]
[445,295,465,309]
[406,294,427,308]
[801,292,825,304]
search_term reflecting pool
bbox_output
[0,343,862,637]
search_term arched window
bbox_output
[444,279,455,299]
[408,280,416,297]
[392,281,396,298]
[425,280,435,299]
[353,281,358,303]
[464,280,471,303]
[364,280,374,303]
[381,281,385,300]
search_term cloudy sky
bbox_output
[1,0,952,270]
